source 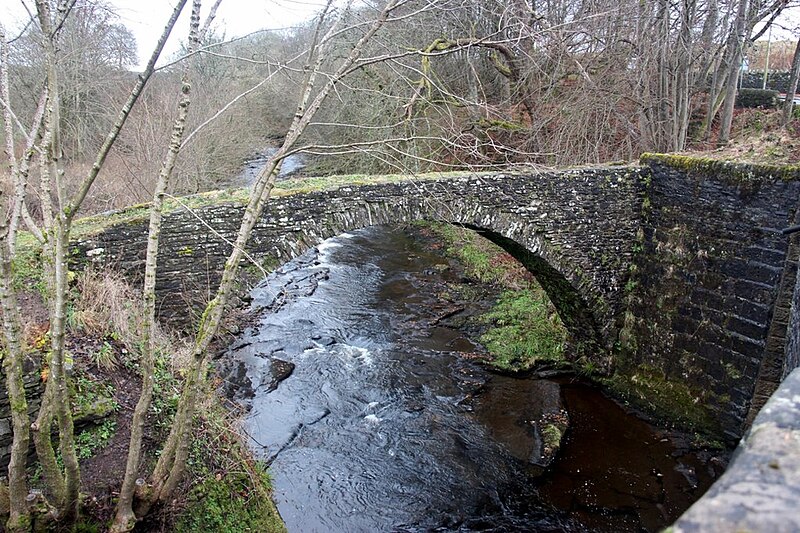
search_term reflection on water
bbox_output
[223,226,718,532]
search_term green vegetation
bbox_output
[176,467,285,533]
[13,258,284,530]
[422,222,567,372]
[178,397,285,533]
[75,419,116,460]
[640,152,800,182]
[71,374,118,423]
[11,232,47,297]
[70,170,474,240]
[541,423,563,451]
[602,364,719,436]
[480,289,566,371]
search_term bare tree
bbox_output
[781,35,800,126]
[0,0,188,528]
[110,1,210,530]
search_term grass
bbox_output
[177,393,286,533]
[480,289,566,371]
[176,466,285,533]
[421,222,567,372]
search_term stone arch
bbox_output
[462,225,604,359]
[245,196,612,363]
[75,172,641,363]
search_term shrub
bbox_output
[176,467,285,533]
[736,88,779,108]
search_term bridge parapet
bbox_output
[74,168,646,359]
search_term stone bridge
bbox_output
[71,156,800,445]
[2,155,800,527]
[77,167,645,360]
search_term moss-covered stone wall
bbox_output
[619,154,800,442]
[66,157,800,444]
[73,169,646,360]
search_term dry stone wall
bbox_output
[73,169,647,355]
[624,156,800,441]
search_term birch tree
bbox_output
[110,0,212,529]
[139,0,410,511]
[1,0,188,528]
[781,35,800,126]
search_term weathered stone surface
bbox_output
[784,254,800,377]
[63,160,800,446]
[672,368,800,533]
[73,168,648,361]
[623,159,800,441]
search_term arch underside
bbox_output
[461,226,605,361]
[252,215,608,362]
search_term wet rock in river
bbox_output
[469,377,569,472]
[220,361,255,402]
[263,358,295,393]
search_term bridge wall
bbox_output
[4,158,796,468]
[620,156,800,441]
[73,168,646,355]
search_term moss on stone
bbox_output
[640,153,800,182]
[70,171,475,240]
[542,423,563,450]
[602,364,720,437]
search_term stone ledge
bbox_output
[671,368,800,533]
[641,153,800,182]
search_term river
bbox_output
[221,225,721,532]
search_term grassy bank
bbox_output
[10,259,285,531]
[419,222,567,372]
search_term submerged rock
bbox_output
[220,360,255,402]
[467,377,569,472]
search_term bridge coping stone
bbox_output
[672,367,800,533]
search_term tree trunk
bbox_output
[111,2,200,530]
[781,37,800,126]
[0,204,31,533]
[35,0,82,523]
[719,0,750,145]
[144,0,405,509]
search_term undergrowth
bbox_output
[480,289,566,371]
[176,394,285,533]
[421,222,567,371]
[11,250,285,531]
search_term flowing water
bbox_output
[237,148,305,186]
[222,226,721,532]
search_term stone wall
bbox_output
[3,157,793,466]
[621,155,800,442]
[0,360,43,469]
[785,265,800,377]
[741,70,794,94]
[73,168,647,358]
[672,367,800,533]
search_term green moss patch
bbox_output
[641,153,800,182]
[602,364,720,437]
[480,289,566,371]
[176,467,285,533]
[71,171,471,240]
[421,222,567,372]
